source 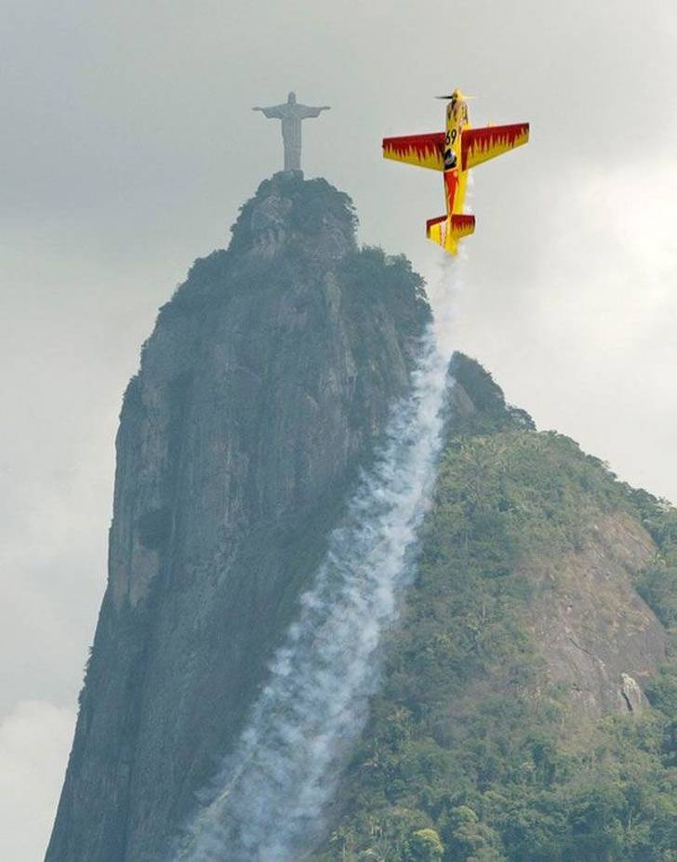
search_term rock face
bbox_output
[45,173,431,862]
[621,672,644,713]
[528,511,664,717]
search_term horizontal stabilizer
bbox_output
[461,123,529,170]
[426,214,476,255]
[449,214,476,239]
[383,133,446,171]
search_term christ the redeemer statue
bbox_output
[253,92,330,172]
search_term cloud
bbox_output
[1,0,676,847]
[450,155,677,501]
[0,701,75,862]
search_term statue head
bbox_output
[288,91,297,104]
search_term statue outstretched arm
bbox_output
[298,105,331,119]
[252,105,285,119]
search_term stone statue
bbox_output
[253,92,330,172]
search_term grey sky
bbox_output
[1,1,676,858]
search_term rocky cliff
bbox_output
[47,175,677,862]
[46,173,432,862]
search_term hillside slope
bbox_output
[316,357,677,861]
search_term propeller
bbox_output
[435,92,476,100]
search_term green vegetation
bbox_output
[314,359,677,861]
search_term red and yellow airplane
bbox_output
[382,89,529,255]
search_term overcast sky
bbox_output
[1,1,676,858]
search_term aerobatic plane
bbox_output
[382,89,529,255]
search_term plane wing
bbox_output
[461,123,529,170]
[382,133,446,171]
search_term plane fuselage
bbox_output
[443,92,471,224]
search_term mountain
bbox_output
[45,173,431,861]
[46,174,677,861]
[313,357,677,861]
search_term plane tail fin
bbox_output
[426,214,475,255]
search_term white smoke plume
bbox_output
[173,269,457,861]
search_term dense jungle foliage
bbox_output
[315,357,677,862]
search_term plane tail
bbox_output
[426,214,475,255]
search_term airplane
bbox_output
[382,89,529,255]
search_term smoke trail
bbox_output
[174,280,455,861]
